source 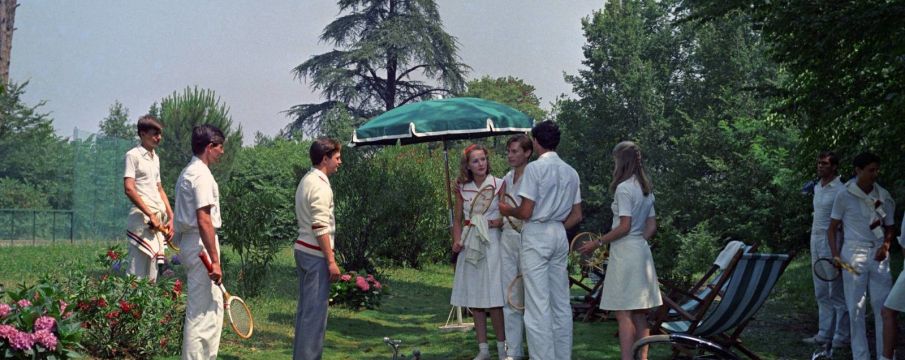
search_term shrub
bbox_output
[64,246,185,359]
[329,271,385,310]
[221,139,310,296]
[0,279,84,359]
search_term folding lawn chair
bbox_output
[648,252,793,360]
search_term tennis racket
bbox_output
[199,250,254,339]
[507,274,525,311]
[147,220,180,252]
[462,184,497,241]
[813,257,861,281]
[500,193,523,233]
[569,232,608,272]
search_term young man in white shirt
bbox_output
[293,138,342,360]
[175,124,226,360]
[499,120,582,360]
[803,151,850,348]
[123,115,174,281]
[828,152,895,360]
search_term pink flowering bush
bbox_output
[328,270,385,310]
[0,280,83,359]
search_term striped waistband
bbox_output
[295,239,322,251]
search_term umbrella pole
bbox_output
[443,141,453,230]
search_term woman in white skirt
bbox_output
[580,141,661,360]
[451,143,507,360]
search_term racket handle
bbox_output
[199,250,214,273]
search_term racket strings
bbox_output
[814,259,840,281]
[507,275,525,310]
[228,298,254,338]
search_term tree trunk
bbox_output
[0,0,16,85]
[384,0,397,111]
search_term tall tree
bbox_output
[287,0,469,137]
[157,87,243,188]
[683,0,905,196]
[0,0,16,85]
[98,100,134,140]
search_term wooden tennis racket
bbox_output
[813,257,860,281]
[199,250,254,339]
[569,232,608,272]
[148,220,180,252]
[500,193,523,233]
[462,184,497,241]
[507,274,524,311]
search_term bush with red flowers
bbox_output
[328,270,385,310]
[63,245,186,359]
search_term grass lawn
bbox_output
[1,242,903,359]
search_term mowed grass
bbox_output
[1,243,903,359]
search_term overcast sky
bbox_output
[12,1,604,140]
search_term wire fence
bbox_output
[0,209,74,244]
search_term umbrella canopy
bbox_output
[351,97,533,146]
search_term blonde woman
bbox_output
[450,144,507,360]
[580,141,661,360]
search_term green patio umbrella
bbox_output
[351,97,534,332]
[350,97,534,216]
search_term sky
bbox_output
[11,1,605,141]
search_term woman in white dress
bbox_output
[498,135,532,360]
[450,143,507,360]
[579,141,661,360]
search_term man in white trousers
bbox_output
[500,120,582,360]
[803,151,850,348]
[175,124,227,360]
[828,152,895,360]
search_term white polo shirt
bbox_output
[812,176,844,235]
[830,183,895,244]
[124,145,165,211]
[173,157,221,233]
[517,152,581,223]
[612,176,655,237]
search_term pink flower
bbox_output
[59,300,68,314]
[16,299,31,309]
[0,303,10,318]
[8,330,34,350]
[366,274,375,282]
[0,324,16,340]
[355,276,370,291]
[32,329,57,351]
[340,274,352,282]
[373,280,382,290]
[34,316,56,332]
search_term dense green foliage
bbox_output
[556,0,808,280]
[0,83,72,210]
[461,76,547,122]
[287,0,469,136]
[683,0,905,204]
[220,139,311,296]
[1,280,84,359]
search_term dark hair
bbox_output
[309,137,342,166]
[457,144,492,185]
[136,115,163,135]
[531,120,560,151]
[191,124,225,156]
[852,152,880,169]
[506,134,533,155]
[818,151,839,166]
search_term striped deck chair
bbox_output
[657,242,757,320]
[650,253,793,360]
